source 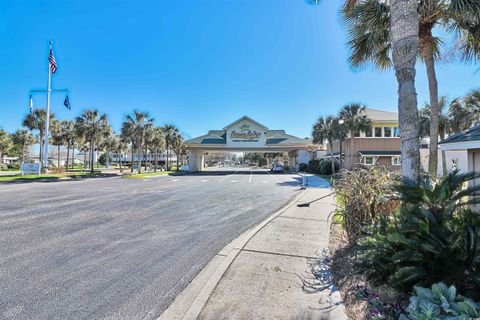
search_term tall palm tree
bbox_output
[420,96,451,175]
[11,129,35,163]
[61,120,76,170]
[76,109,109,173]
[121,121,135,173]
[162,124,179,171]
[22,109,56,164]
[115,136,129,169]
[50,119,63,167]
[150,127,165,172]
[171,134,184,171]
[339,103,371,170]
[123,111,153,174]
[343,0,480,178]
[312,116,340,174]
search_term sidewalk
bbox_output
[160,176,347,320]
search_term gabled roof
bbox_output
[223,116,268,131]
[439,125,480,145]
[363,108,398,122]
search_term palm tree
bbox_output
[115,136,129,169]
[50,119,64,167]
[150,127,165,172]
[61,120,76,170]
[22,109,56,164]
[162,124,179,171]
[312,116,340,174]
[123,111,153,174]
[339,103,372,170]
[420,97,452,175]
[121,121,135,173]
[11,129,35,163]
[171,134,185,171]
[76,109,109,173]
[343,0,480,179]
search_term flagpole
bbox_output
[43,41,52,172]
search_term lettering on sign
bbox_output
[230,124,261,142]
[21,163,41,175]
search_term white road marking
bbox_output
[231,180,237,183]
[267,171,281,182]
[249,171,252,183]
[201,179,208,182]
[218,171,238,182]
[171,179,179,182]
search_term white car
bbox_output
[271,164,284,173]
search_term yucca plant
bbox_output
[334,167,400,242]
[357,170,480,300]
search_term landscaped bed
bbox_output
[328,167,480,319]
[122,170,187,179]
[0,171,107,183]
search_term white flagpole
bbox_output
[43,41,52,172]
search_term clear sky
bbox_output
[0,0,478,139]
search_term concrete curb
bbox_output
[158,188,308,320]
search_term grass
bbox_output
[123,170,187,179]
[0,171,102,183]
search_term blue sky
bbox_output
[0,0,478,139]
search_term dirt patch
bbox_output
[329,223,407,319]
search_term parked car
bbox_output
[271,163,284,173]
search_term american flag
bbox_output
[49,48,57,74]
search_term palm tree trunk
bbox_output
[71,146,75,170]
[90,140,95,173]
[57,145,60,168]
[421,35,439,178]
[176,151,179,171]
[66,142,70,170]
[39,132,44,164]
[329,139,335,174]
[166,145,169,171]
[390,0,421,184]
[130,143,134,173]
[349,130,354,170]
[154,149,158,172]
[137,142,142,174]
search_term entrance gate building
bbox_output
[184,116,319,172]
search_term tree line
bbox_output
[0,108,186,174]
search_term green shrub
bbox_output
[357,170,480,300]
[7,162,20,170]
[98,153,112,166]
[0,163,8,171]
[305,159,339,175]
[334,167,400,242]
[299,163,308,172]
[400,283,480,320]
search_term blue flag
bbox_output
[64,95,71,110]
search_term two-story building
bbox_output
[328,108,401,170]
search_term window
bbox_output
[384,127,392,137]
[392,156,401,166]
[375,127,382,137]
[393,127,400,137]
[364,156,375,165]
[365,127,373,137]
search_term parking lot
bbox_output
[0,168,303,319]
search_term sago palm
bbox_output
[343,0,480,177]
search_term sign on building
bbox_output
[21,162,41,175]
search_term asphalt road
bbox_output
[0,168,302,320]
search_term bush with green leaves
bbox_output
[357,170,480,300]
[334,167,400,241]
[400,283,480,320]
[305,159,339,175]
[0,163,8,171]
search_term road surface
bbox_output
[0,168,302,319]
